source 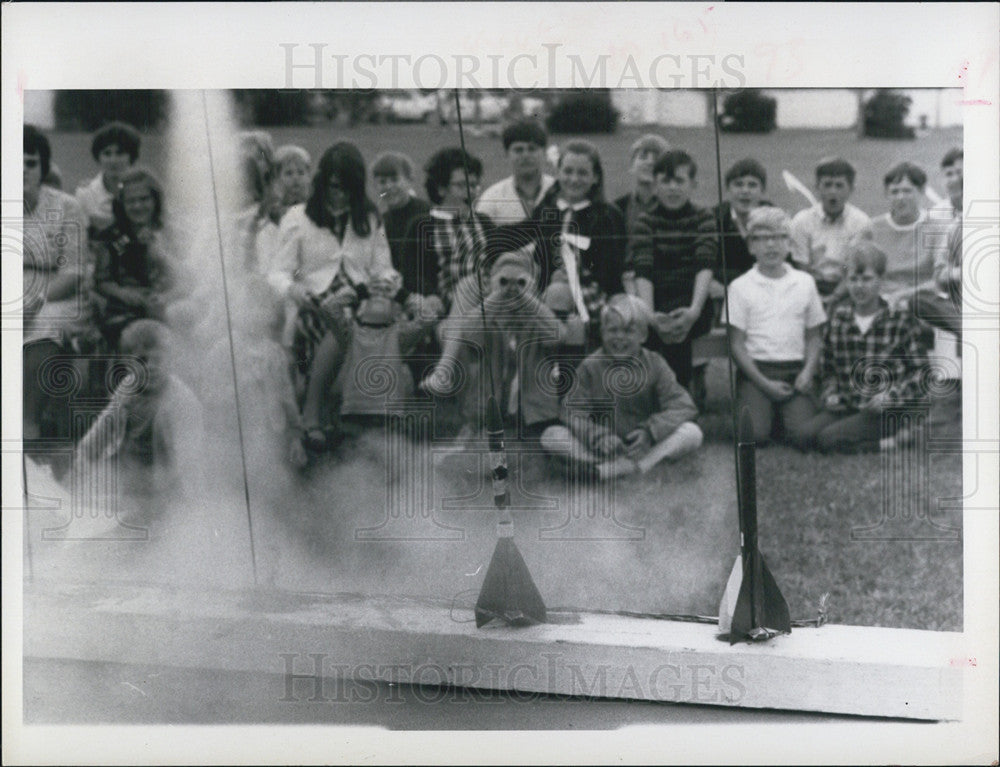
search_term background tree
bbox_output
[862,89,915,139]
[54,90,168,131]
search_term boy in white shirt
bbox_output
[475,119,554,230]
[726,208,827,446]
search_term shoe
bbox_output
[595,457,639,481]
[419,365,458,397]
[303,427,330,452]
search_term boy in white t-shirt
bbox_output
[726,208,827,446]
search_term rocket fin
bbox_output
[717,555,743,636]
[474,537,547,628]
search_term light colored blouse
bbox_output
[268,204,392,297]
[75,173,115,233]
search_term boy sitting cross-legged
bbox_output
[541,294,703,481]
[726,207,826,447]
[800,242,930,452]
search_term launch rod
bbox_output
[452,89,499,414]
[710,88,746,539]
[201,90,259,587]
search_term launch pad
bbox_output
[24,579,962,721]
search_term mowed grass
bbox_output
[46,121,962,216]
[42,120,964,631]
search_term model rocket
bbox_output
[718,409,791,643]
[474,396,547,628]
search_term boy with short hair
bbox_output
[23,125,97,443]
[476,118,555,230]
[935,147,963,222]
[627,149,717,388]
[541,294,703,480]
[372,151,431,266]
[75,121,142,235]
[790,156,873,274]
[726,207,826,446]
[614,133,672,234]
[714,158,773,282]
[869,161,935,305]
[801,242,929,452]
[914,148,963,337]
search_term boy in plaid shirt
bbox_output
[801,242,929,452]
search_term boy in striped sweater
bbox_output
[626,149,717,388]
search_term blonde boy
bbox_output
[541,294,702,480]
[726,208,826,446]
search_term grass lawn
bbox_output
[36,118,964,633]
[45,120,962,217]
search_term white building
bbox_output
[612,88,964,129]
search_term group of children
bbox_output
[23,116,963,490]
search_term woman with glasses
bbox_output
[400,147,496,311]
[403,147,500,400]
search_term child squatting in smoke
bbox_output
[75,319,205,499]
[422,249,574,441]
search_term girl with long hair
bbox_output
[92,166,180,350]
[268,142,392,449]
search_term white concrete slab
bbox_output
[24,580,964,720]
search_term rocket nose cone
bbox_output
[486,396,504,433]
[738,406,756,445]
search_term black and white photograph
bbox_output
[4,3,998,764]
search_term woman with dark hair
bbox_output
[400,147,495,309]
[75,121,142,236]
[268,142,393,448]
[92,166,179,350]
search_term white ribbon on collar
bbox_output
[558,202,591,323]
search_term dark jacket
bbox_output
[521,185,627,297]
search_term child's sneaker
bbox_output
[419,363,461,397]
[596,456,639,481]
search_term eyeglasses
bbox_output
[750,233,787,243]
[497,277,529,289]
